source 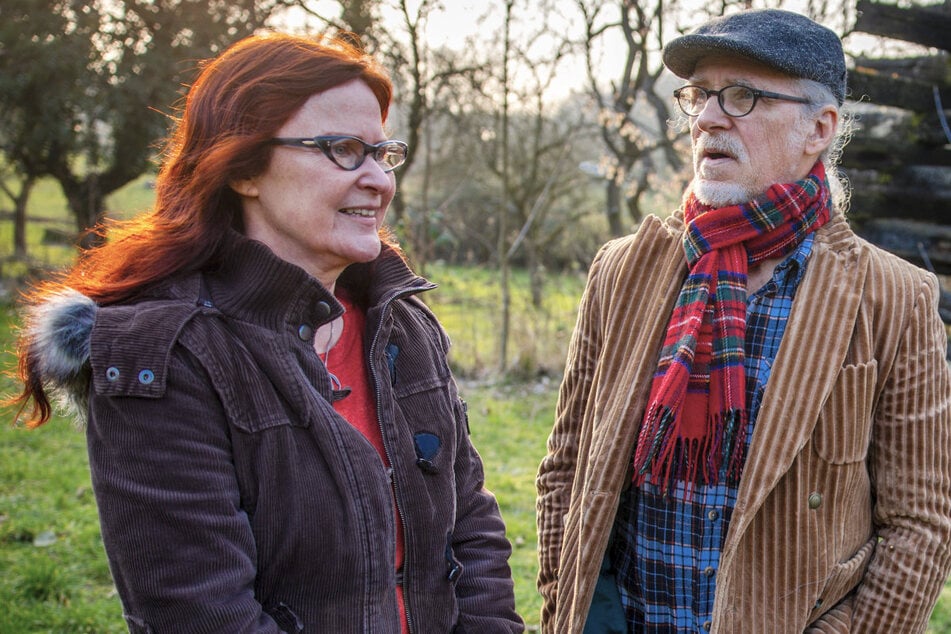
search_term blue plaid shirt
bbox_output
[611,234,815,632]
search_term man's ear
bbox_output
[230,177,259,198]
[805,105,838,156]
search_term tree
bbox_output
[492,3,593,308]
[445,0,596,369]
[384,53,499,267]
[382,0,486,234]
[0,0,102,257]
[288,0,380,44]
[498,0,515,372]
[0,0,295,247]
[0,167,34,260]
[576,0,687,236]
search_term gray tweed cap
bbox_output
[663,9,847,105]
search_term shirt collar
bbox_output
[770,232,815,289]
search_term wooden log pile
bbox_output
[843,0,951,277]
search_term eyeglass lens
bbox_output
[677,85,756,117]
[327,137,407,170]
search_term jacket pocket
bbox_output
[392,365,458,472]
[804,600,852,634]
[445,532,464,585]
[265,602,304,634]
[806,536,875,625]
[813,361,878,464]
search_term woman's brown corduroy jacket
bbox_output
[536,211,951,633]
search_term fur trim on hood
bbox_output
[25,288,97,424]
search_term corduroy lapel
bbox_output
[722,215,869,553]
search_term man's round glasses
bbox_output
[673,84,810,118]
[270,135,409,172]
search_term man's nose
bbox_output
[694,94,732,131]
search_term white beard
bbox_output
[692,180,751,207]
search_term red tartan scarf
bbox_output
[631,161,832,490]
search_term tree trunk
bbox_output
[528,242,544,309]
[498,0,514,374]
[13,175,35,258]
[606,180,624,237]
[391,188,407,227]
[854,0,951,51]
[411,116,436,274]
[849,63,951,114]
[61,175,107,249]
[625,196,642,230]
[847,0,951,275]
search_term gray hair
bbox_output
[796,77,854,214]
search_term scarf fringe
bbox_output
[633,405,748,493]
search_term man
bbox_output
[536,8,951,633]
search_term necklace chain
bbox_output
[319,318,343,391]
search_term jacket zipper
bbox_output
[366,284,432,634]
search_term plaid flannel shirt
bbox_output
[611,234,815,632]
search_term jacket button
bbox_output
[702,621,712,631]
[105,367,120,382]
[703,566,715,577]
[314,301,331,319]
[138,369,155,385]
[298,324,314,341]
[447,563,462,582]
[808,492,823,509]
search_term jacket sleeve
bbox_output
[86,345,282,634]
[535,247,607,632]
[449,382,525,633]
[851,272,951,631]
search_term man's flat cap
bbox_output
[663,9,847,105]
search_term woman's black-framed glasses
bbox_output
[673,84,810,118]
[270,135,409,172]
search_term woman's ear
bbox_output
[805,105,839,156]
[229,178,259,198]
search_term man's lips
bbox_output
[695,133,743,164]
[696,149,738,177]
[700,146,737,161]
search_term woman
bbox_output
[14,33,523,633]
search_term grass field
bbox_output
[2,176,951,631]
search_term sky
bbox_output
[380,0,911,101]
[278,0,919,103]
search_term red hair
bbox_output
[14,33,393,426]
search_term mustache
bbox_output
[694,134,747,162]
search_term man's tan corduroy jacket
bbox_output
[536,211,951,633]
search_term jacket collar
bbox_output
[339,244,436,309]
[204,230,433,331]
